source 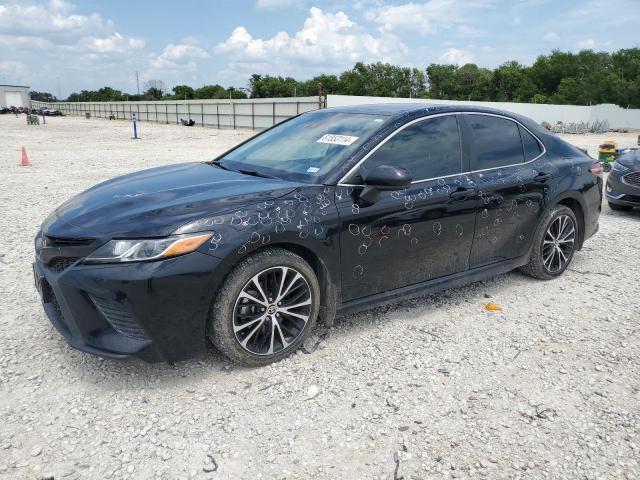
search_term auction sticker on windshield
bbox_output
[317,134,359,146]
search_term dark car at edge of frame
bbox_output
[605,148,640,211]
[33,104,603,366]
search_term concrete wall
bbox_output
[31,94,640,130]
[31,97,323,129]
[327,95,640,129]
[0,85,30,108]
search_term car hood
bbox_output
[617,150,640,171]
[43,162,301,238]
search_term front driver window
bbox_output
[355,115,463,182]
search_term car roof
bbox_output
[321,102,548,139]
[325,102,513,117]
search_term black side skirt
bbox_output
[336,254,529,316]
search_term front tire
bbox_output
[520,205,578,280]
[208,248,320,366]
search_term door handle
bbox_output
[534,172,552,182]
[449,187,475,199]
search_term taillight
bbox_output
[589,162,603,175]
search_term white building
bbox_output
[0,84,30,108]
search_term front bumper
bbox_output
[606,171,640,207]
[33,251,225,362]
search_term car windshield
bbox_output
[216,110,389,182]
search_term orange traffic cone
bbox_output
[20,146,30,167]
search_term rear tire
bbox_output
[208,248,320,366]
[519,205,578,280]
[608,202,632,211]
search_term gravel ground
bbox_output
[1,114,639,480]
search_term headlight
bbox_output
[612,161,629,173]
[84,233,212,264]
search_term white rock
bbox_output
[306,385,320,400]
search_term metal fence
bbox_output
[31,96,325,130]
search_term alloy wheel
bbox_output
[542,214,576,273]
[233,266,312,355]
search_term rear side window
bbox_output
[467,115,524,169]
[519,125,543,161]
[358,115,462,181]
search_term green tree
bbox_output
[172,85,195,100]
[226,87,247,99]
[193,84,227,99]
[299,74,340,96]
[66,86,126,102]
[452,64,493,100]
[249,75,299,98]
[30,91,57,102]
[337,62,426,97]
[426,64,458,98]
[529,50,580,97]
[492,61,536,102]
[143,87,164,100]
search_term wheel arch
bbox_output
[208,240,338,329]
[548,191,586,250]
[265,241,338,327]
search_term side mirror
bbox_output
[363,164,412,190]
[358,164,412,206]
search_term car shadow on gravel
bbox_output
[56,336,249,390]
[333,272,511,327]
[604,206,640,218]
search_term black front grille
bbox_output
[44,235,94,247]
[48,257,79,272]
[51,290,65,321]
[623,172,640,188]
[41,280,65,322]
[90,295,149,341]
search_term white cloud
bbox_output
[0,1,111,40]
[457,24,482,37]
[366,0,456,35]
[217,6,407,78]
[578,38,596,49]
[150,43,209,72]
[0,1,148,96]
[366,0,494,36]
[158,44,208,62]
[439,47,473,65]
[83,32,145,54]
[0,1,143,55]
[256,0,294,9]
[543,32,559,43]
[0,60,27,75]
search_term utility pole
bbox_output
[136,71,140,95]
[56,76,61,100]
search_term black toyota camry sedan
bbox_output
[33,104,602,365]
[605,148,640,210]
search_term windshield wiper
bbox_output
[211,161,235,172]
[211,162,277,179]
[237,169,278,179]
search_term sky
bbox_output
[0,0,638,98]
